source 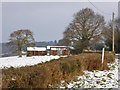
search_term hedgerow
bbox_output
[2,52,115,88]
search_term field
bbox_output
[1,52,116,88]
[0,55,60,69]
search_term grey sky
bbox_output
[2,2,118,43]
[118,1,120,18]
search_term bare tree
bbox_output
[7,29,35,57]
[63,8,105,53]
[103,18,120,52]
[57,38,71,46]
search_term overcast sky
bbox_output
[2,2,118,43]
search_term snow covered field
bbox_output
[60,56,119,88]
[0,55,60,69]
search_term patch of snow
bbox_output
[21,51,26,54]
[116,54,120,56]
[0,55,60,69]
[11,78,15,80]
[51,48,67,51]
[61,80,65,83]
[47,46,71,49]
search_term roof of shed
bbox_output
[27,47,46,51]
[47,46,69,49]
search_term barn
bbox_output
[27,46,70,56]
[46,46,70,56]
[27,47,47,56]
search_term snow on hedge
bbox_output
[0,55,60,69]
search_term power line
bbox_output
[88,0,112,16]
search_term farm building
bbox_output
[27,46,71,56]
[27,47,47,56]
[46,46,70,56]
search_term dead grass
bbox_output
[2,52,115,88]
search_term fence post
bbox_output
[102,48,105,64]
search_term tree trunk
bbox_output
[18,47,22,57]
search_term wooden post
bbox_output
[101,48,105,70]
[112,12,115,52]
[102,48,105,64]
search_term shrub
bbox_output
[70,63,76,72]
[77,59,81,70]
[8,80,18,88]
[60,63,70,74]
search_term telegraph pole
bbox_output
[112,12,115,52]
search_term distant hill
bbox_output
[36,41,57,47]
[0,41,58,57]
[0,43,16,57]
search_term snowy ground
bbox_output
[0,55,61,69]
[60,55,119,88]
[117,54,120,89]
